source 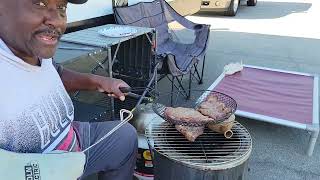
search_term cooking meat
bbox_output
[199,101,225,111]
[207,114,235,138]
[198,108,224,120]
[164,107,213,123]
[198,94,232,120]
[175,125,204,142]
[206,95,218,103]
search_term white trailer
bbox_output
[67,0,199,24]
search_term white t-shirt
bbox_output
[0,39,79,153]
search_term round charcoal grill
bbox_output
[146,117,252,180]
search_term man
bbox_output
[0,0,137,180]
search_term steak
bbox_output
[175,125,204,142]
[164,107,213,123]
[205,95,219,103]
[198,94,232,120]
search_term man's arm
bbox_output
[52,61,64,76]
[59,68,99,92]
[53,62,128,101]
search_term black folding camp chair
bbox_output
[114,0,210,98]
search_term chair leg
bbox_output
[188,71,192,99]
[199,55,206,84]
[171,76,174,106]
[307,130,319,156]
[193,63,201,81]
[176,76,189,98]
[168,75,190,101]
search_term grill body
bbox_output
[146,117,252,180]
[154,152,248,180]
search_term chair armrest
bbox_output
[192,24,211,56]
[162,0,210,31]
[162,0,197,29]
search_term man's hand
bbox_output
[92,75,130,101]
[59,68,129,101]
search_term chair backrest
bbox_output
[114,0,165,28]
[114,0,210,75]
[114,0,173,46]
[0,149,85,180]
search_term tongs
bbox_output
[119,86,154,103]
[82,108,133,153]
[119,87,154,105]
[82,87,155,153]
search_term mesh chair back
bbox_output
[114,0,210,76]
[115,0,171,46]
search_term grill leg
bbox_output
[307,130,319,156]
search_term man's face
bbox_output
[0,0,67,60]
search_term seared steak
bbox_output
[175,125,204,142]
[198,94,232,120]
[164,107,213,123]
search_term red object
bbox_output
[214,67,314,124]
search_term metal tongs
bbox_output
[82,108,133,153]
[81,63,159,152]
[119,86,154,102]
[82,86,154,153]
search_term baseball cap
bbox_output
[68,0,88,4]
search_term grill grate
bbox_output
[146,118,252,169]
